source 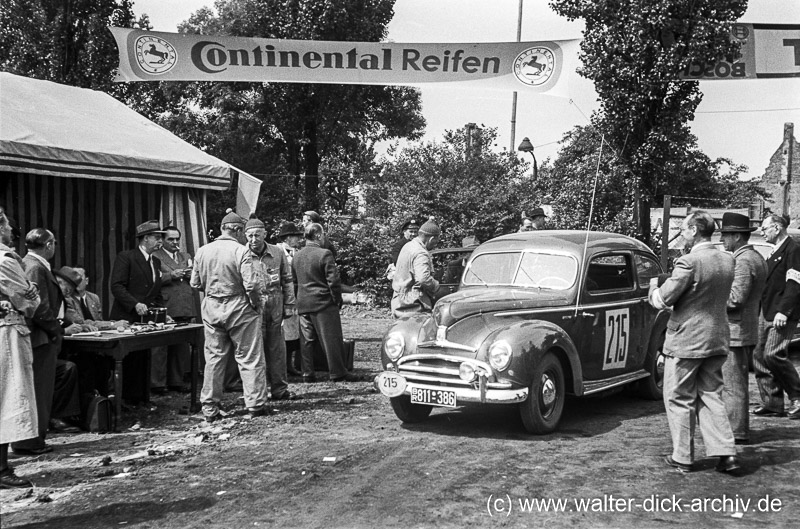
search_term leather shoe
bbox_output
[0,468,33,489]
[330,373,360,382]
[302,375,317,383]
[787,400,800,419]
[245,406,272,419]
[752,405,785,417]
[13,445,54,456]
[664,455,693,473]
[734,438,750,445]
[271,391,299,401]
[49,418,80,433]
[716,456,741,473]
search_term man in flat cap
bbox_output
[391,218,441,318]
[389,219,420,266]
[191,210,268,421]
[245,215,296,400]
[719,212,767,444]
[109,220,166,403]
[753,214,800,419]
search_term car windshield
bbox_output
[463,251,577,290]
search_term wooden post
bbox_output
[661,195,671,271]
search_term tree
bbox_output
[366,126,536,247]
[549,0,748,243]
[536,125,767,237]
[175,0,425,212]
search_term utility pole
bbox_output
[781,122,794,217]
[509,0,524,152]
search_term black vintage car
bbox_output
[376,231,669,434]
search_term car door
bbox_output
[579,251,644,380]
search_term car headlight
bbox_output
[384,332,405,361]
[488,340,512,371]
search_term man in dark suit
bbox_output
[753,214,800,419]
[109,220,166,402]
[11,228,63,455]
[719,212,767,444]
[151,226,197,392]
[649,211,739,473]
[293,223,354,382]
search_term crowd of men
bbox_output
[649,211,800,474]
[0,206,355,488]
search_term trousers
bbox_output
[663,355,735,464]
[299,305,346,379]
[12,340,58,450]
[200,296,266,413]
[263,311,288,397]
[753,316,800,411]
[722,346,751,441]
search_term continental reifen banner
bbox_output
[110,24,799,89]
[110,28,580,95]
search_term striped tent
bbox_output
[0,73,249,316]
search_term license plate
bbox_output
[410,387,457,408]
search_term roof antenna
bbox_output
[574,134,605,319]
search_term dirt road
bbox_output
[2,311,799,528]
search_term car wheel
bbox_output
[638,331,665,400]
[519,353,565,434]
[390,395,433,423]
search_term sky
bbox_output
[131,0,800,180]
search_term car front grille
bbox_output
[395,354,513,390]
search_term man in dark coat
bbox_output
[389,219,420,266]
[753,214,800,418]
[109,220,166,402]
[11,228,63,455]
[292,223,354,382]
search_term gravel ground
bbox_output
[2,310,799,528]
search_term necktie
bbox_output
[80,297,93,320]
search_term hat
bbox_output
[419,217,441,237]
[136,220,166,237]
[303,210,323,223]
[462,235,480,248]
[277,221,303,238]
[245,213,265,231]
[54,266,82,289]
[530,207,547,219]
[221,208,245,226]
[719,212,756,233]
[400,219,420,232]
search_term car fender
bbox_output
[485,319,583,395]
[380,313,430,365]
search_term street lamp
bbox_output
[517,137,537,179]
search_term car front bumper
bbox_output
[375,371,529,404]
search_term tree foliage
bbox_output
[172,0,425,217]
[366,126,537,248]
[536,125,768,237]
[549,0,748,242]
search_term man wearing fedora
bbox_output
[519,208,547,232]
[109,220,166,403]
[753,214,800,419]
[719,212,767,444]
[276,221,304,375]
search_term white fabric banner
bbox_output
[236,171,262,218]
[110,28,579,95]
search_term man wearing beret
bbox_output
[191,210,268,420]
[719,212,767,444]
[245,216,296,400]
[109,220,166,403]
[753,214,800,419]
[391,218,441,318]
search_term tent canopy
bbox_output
[0,72,235,190]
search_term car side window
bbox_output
[633,253,661,291]
[585,254,633,293]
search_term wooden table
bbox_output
[62,324,204,429]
